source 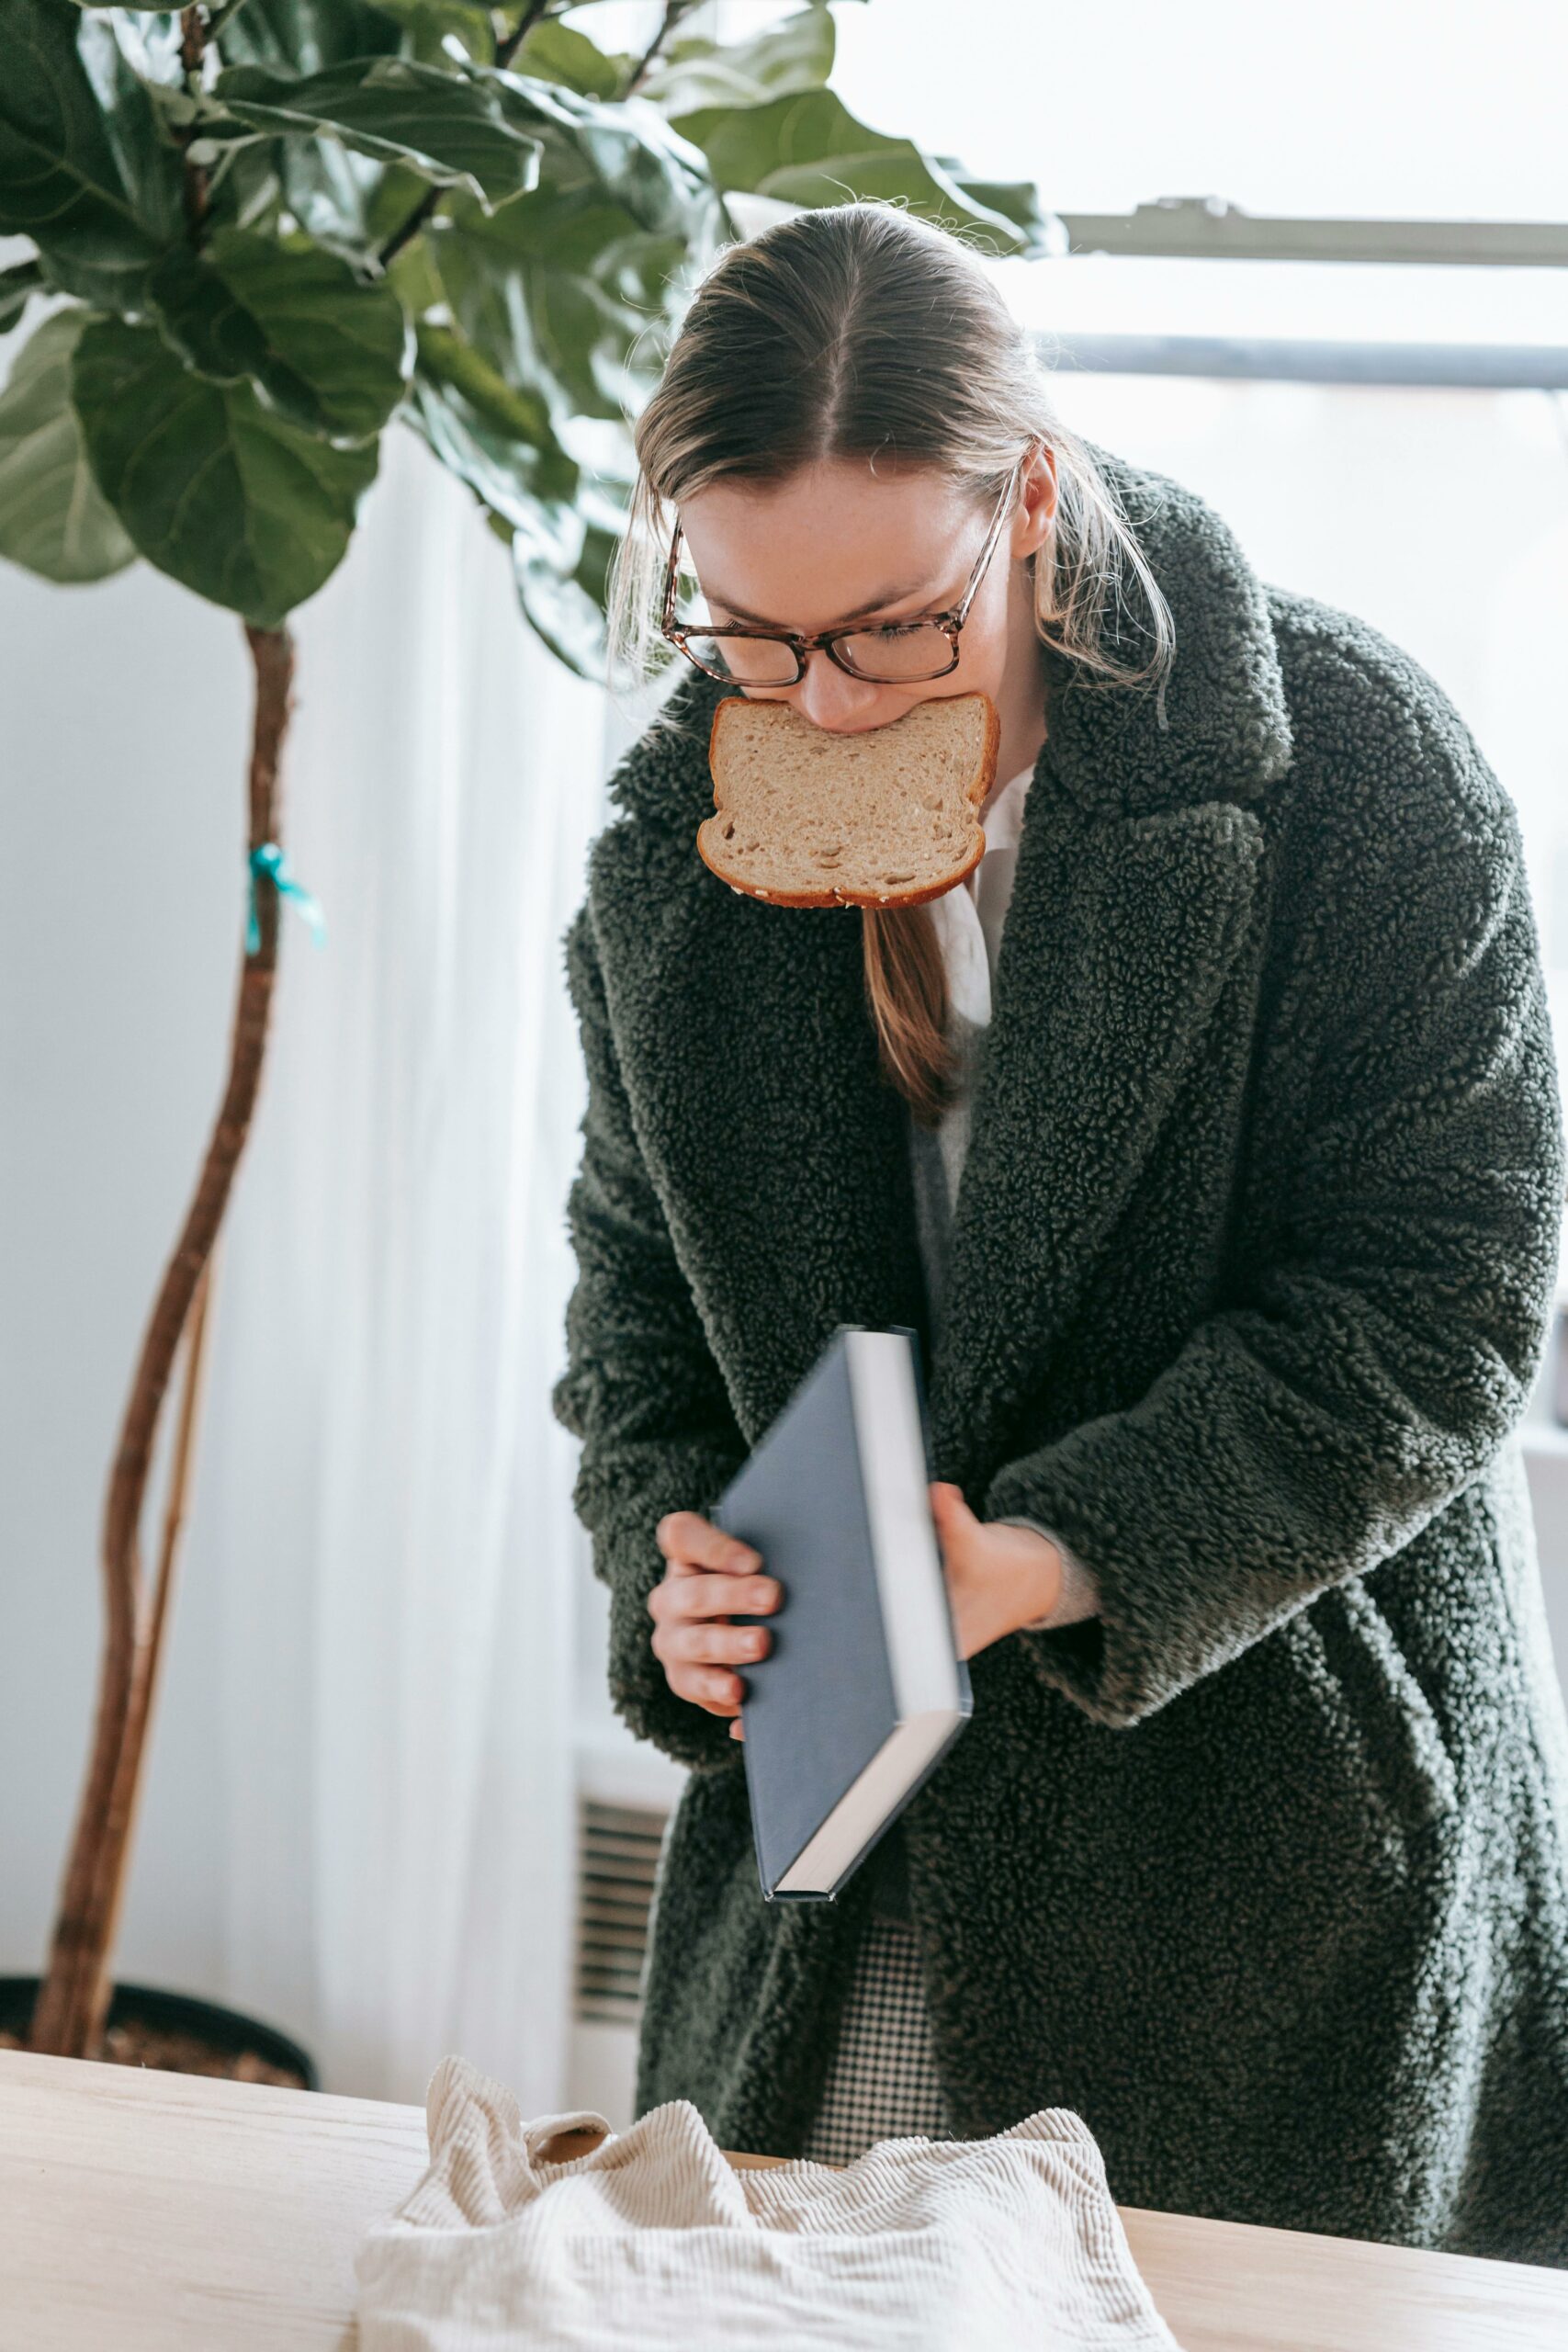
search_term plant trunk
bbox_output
[28,623,298,2061]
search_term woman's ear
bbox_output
[1012,442,1058,563]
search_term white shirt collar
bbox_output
[974,759,1035,855]
[927,758,1036,1034]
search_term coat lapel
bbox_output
[924,789,1267,1482]
[602,439,1295,1482]
[598,841,931,1448]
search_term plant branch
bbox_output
[28,624,298,2064]
[175,6,212,243]
[377,3,556,272]
[495,0,554,70]
[623,0,698,97]
[177,4,206,73]
[377,182,443,273]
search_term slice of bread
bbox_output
[698,692,1000,910]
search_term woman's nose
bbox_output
[792,648,886,731]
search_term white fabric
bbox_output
[355,2052,1182,2350]
[923,756,1034,1210]
[927,757,1035,1028]
[198,425,608,2102]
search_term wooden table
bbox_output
[3,2051,1565,2348]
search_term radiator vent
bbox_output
[574,1796,671,2023]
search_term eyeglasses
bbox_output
[659,455,1025,687]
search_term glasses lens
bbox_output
[835,624,956,682]
[683,633,800,685]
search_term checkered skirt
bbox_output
[795,1913,957,2166]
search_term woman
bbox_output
[550,201,1568,2264]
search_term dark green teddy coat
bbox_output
[550,440,1568,2267]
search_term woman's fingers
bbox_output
[660,1618,771,1666]
[649,1569,779,1624]
[671,1663,746,1712]
[649,1611,773,1706]
[649,1511,780,1718]
[656,1510,761,1576]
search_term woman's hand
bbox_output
[648,1487,1058,1750]
[930,1481,1062,1660]
[649,1510,780,1745]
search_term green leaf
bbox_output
[0,0,184,314]
[467,60,716,241]
[195,127,290,243]
[413,320,555,460]
[509,496,623,682]
[215,0,404,74]
[637,3,835,117]
[933,160,1062,254]
[511,17,633,102]
[0,307,137,582]
[433,187,691,430]
[363,0,495,61]
[424,65,722,437]
[195,3,412,258]
[148,225,411,440]
[403,311,631,682]
[0,258,47,335]
[73,13,189,223]
[209,57,546,210]
[269,134,384,248]
[71,311,378,623]
[254,136,424,263]
[408,318,577,533]
[670,87,1050,255]
[383,232,443,317]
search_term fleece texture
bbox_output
[550,437,1568,2266]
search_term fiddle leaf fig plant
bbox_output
[2,0,1057,657]
[0,0,1054,2072]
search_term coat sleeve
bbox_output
[984,722,1566,1730]
[550,892,747,1773]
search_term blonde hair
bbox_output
[606,200,1177,1127]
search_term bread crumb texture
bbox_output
[699,692,996,905]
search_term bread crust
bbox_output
[697,692,1000,910]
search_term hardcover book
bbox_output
[713,1323,973,1902]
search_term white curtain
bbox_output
[196,422,614,2104]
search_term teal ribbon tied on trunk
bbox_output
[246,842,328,956]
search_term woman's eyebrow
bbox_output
[706,575,939,628]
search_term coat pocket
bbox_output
[1281,1577,1460,1859]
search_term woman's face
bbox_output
[674,451,1057,735]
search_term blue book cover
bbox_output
[713,1323,973,1903]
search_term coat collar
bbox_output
[607,437,1294,833]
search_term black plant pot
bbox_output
[0,1976,318,2090]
